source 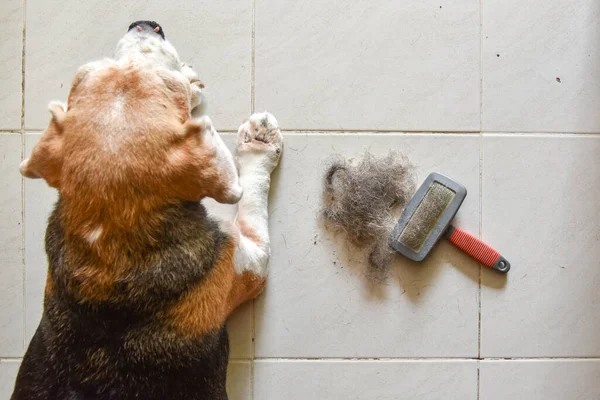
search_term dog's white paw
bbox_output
[237,112,283,173]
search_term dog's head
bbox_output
[20,22,241,239]
[114,21,180,71]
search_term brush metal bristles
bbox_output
[398,182,455,251]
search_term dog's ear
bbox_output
[19,102,66,188]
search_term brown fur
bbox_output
[25,66,231,253]
[44,274,54,296]
[228,272,266,314]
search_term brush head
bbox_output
[389,173,466,261]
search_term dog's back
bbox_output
[13,200,231,400]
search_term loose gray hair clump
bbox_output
[322,151,416,282]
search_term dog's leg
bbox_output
[226,112,282,313]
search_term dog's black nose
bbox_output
[127,20,165,39]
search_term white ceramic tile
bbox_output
[24,133,252,358]
[480,360,600,400]
[255,134,480,358]
[481,135,600,357]
[254,360,477,400]
[483,1,600,133]
[227,361,252,400]
[0,360,20,400]
[25,0,251,130]
[0,135,23,357]
[255,1,480,131]
[0,0,22,130]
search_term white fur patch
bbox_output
[110,95,125,118]
[249,111,278,128]
[114,30,181,71]
[85,226,103,245]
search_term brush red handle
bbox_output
[447,227,510,273]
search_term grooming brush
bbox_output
[389,173,510,273]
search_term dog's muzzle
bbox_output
[127,20,165,39]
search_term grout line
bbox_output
[478,0,484,368]
[477,360,481,400]
[250,300,255,400]
[480,132,600,137]
[250,0,256,115]
[250,357,483,361]
[279,130,600,136]
[20,0,26,132]
[479,0,484,132]
[478,148,483,358]
[16,128,600,136]
[0,130,23,134]
[229,359,254,363]
[247,357,600,361]
[280,129,480,134]
[250,3,257,399]
[477,0,483,373]
[20,131,26,352]
[20,0,27,352]
[20,133,26,352]
[478,357,600,361]
[478,136,483,362]
[3,355,595,364]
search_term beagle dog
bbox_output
[12,21,282,400]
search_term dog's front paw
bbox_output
[237,112,283,173]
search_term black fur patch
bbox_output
[127,20,165,39]
[11,199,231,400]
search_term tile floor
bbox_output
[1,0,599,399]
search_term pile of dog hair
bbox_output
[322,151,415,282]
